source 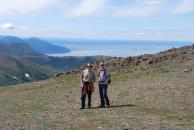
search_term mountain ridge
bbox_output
[0,42,41,56]
[24,37,70,54]
[0,35,71,54]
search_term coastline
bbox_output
[47,39,194,57]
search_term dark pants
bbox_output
[81,82,92,108]
[99,84,110,107]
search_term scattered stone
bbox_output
[55,73,64,78]
[144,97,149,100]
[98,126,103,129]
[65,72,71,75]
[121,122,131,130]
[5,121,10,125]
[183,68,192,73]
[147,60,153,64]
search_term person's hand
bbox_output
[105,80,108,85]
[91,80,95,84]
[80,83,83,87]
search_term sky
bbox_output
[0,0,194,41]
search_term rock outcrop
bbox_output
[61,44,194,75]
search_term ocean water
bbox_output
[47,39,194,57]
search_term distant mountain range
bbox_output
[0,36,70,54]
[0,36,97,86]
[0,42,41,56]
[24,37,70,54]
[0,36,25,44]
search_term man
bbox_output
[97,62,110,108]
[80,63,96,109]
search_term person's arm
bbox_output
[80,71,84,87]
[97,69,100,77]
[105,69,110,84]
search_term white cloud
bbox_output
[113,6,153,17]
[0,23,15,30]
[172,0,194,14]
[109,0,194,17]
[0,0,193,18]
[111,0,163,17]
[69,0,106,17]
[0,0,55,16]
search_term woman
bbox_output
[80,63,96,109]
[97,62,110,108]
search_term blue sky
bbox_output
[0,0,194,40]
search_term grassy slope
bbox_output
[0,60,194,130]
[0,54,55,86]
[26,56,97,72]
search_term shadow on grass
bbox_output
[85,104,135,109]
[109,104,135,108]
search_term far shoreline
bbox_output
[46,40,194,58]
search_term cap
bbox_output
[86,63,93,67]
[99,62,104,66]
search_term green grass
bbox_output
[0,63,55,87]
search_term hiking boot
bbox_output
[80,107,85,110]
[106,105,110,108]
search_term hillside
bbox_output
[0,54,54,86]
[0,42,41,56]
[24,37,70,54]
[0,36,70,54]
[0,44,194,129]
[26,56,98,72]
[0,36,25,44]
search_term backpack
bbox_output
[104,69,111,85]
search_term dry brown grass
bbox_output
[1,61,194,130]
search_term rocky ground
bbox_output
[66,44,194,75]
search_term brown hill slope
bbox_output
[96,44,194,69]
